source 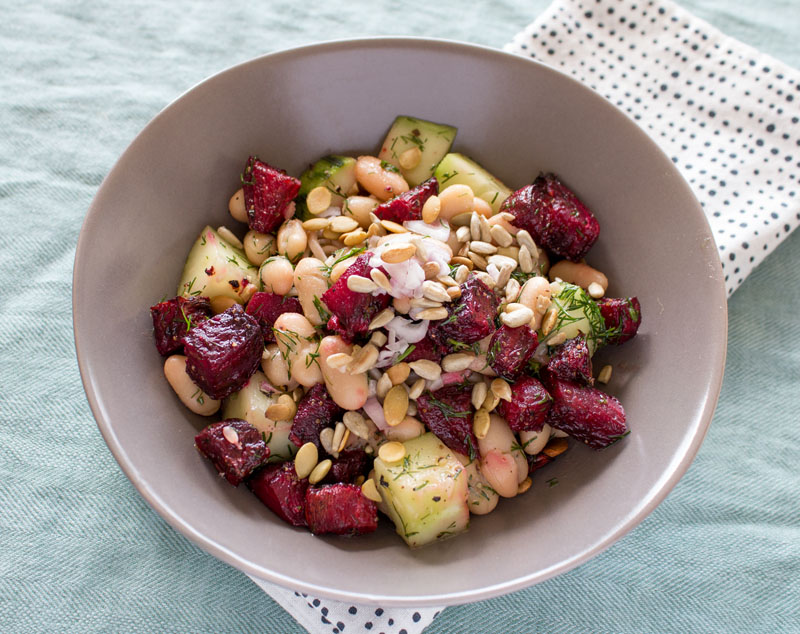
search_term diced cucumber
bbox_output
[377,116,457,186]
[177,226,259,302]
[295,155,357,220]
[372,433,469,548]
[542,282,605,355]
[433,153,512,213]
[222,371,297,462]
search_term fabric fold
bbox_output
[505,0,800,296]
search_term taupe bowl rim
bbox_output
[73,36,727,606]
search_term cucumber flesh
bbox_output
[372,432,470,548]
[378,116,457,187]
[222,371,297,461]
[177,225,259,302]
[295,155,357,220]
[433,153,512,213]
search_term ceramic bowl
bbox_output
[73,38,727,606]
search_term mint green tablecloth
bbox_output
[2,1,798,632]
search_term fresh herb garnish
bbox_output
[179,306,192,332]
[439,169,459,185]
[380,160,400,174]
[313,296,331,323]
[395,344,416,363]
[321,246,366,275]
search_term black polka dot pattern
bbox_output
[249,578,443,634]
[506,0,800,295]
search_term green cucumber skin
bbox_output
[378,116,457,187]
[295,155,357,220]
[177,225,259,302]
[433,152,512,213]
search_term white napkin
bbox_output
[250,576,442,634]
[249,1,800,632]
[506,0,800,296]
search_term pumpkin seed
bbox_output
[386,362,411,385]
[381,243,416,263]
[361,477,383,502]
[378,441,406,463]
[383,385,409,427]
[308,459,332,484]
[294,442,318,479]
[473,409,491,439]
[421,195,441,224]
[491,378,512,402]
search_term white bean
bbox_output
[486,212,519,236]
[463,459,500,515]
[518,276,552,330]
[261,344,299,390]
[228,188,248,223]
[549,260,608,293]
[318,335,369,410]
[272,312,323,387]
[344,196,378,229]
[477,414,519,498]
[393,296,412,315]
[472,197,493,218]
[384,415,426,442]
[260,256,294,295]
[437,184,474,221]
[243,230,276,266]
[355,156,409,201]
[293,257,331,326]
[519,424,552,455]
[163,355,220,416]
[276,219,308,261]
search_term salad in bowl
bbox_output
[149,115,641,547]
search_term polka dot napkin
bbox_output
[249,2,800,632]
[506,0,800,296]
[250,577,442,634]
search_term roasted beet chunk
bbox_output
[194,419,269,486]
[498,376,552,432]
[502,173,600,262]
[544,376,627,449]
[597,296,642,345]
[245,291,303,343]
[182,306,263,399]
[374,177,438,223]
[241,156,301,234]
[150,296,212,356]
[321,253,391,342]
[403,337,445,364]
[487,324,538,380]
[417,385,478,460]
[247,462,309,526]
[324,449,369,484]
[430,277,499,349]
[304,484,378,536]
[544,334,593,385]
[289,383,344,450]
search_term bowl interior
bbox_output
[74,38,727,606]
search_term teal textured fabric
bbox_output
[1,1,798,633]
